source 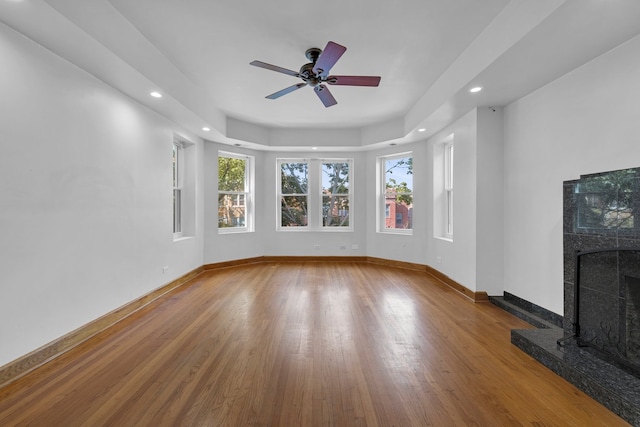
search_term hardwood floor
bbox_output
[0,262,629,426]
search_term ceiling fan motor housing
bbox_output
[299,63,321,87]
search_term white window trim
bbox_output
[377,152,413,235]
[277,158,354,232]
[218,151,254,234]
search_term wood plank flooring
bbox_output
[0,262,629,426]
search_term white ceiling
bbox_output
[2,0,640,150]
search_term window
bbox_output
[278,158,353,231]
[322,162,351,227]
[218,152,254,232]
[434,134,453,240]
[279,161,309,227]
[379,153,413,233]
[444,142,454,238]
[173,141,183,237]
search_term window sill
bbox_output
[434,236,453,243]
[173,235,194,242]
[276,227,354,232]
[218,228,253,234]
[377,229,413,236]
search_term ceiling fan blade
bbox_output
[266,83,307,99]
[314,84,337,107]
[250,60,299,77]
[326,75,381,87]
[312,41,347,77]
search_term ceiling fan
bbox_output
[250,41,381,108]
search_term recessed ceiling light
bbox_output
[312,147,318,150]
[469,86,483,93]
[418,128,426,132]
[150,91,162,98]
[202,127,210,132]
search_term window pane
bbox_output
[322,162,350,194]
[172,145,178,187]
[385,156,412,194]
[173,189,181,233]
[385,194,412,229]
[218,193,246,228]
[281,196,308,227]
[218,157,246,192]
[281,163,308,194]
[323,195,349,227]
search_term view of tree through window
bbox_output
[384,155,413,230]
[576,168,636,231]
[322,162,350,227]
[218,154,248,228]
[280,162,309,227]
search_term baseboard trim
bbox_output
[0,266,204,389]
[424,264,489,302]
[0,256,487,388]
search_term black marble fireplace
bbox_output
[564,168,640,339]
[495,168,640,426]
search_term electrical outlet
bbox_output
[162,266,169,274]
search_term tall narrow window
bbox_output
[379,153,413,232]
[322,162,351,228]
[444,142,454,238]
[173,141,183,237]
[433,134,453,240]
[218,152,254,232]
[279,161,309,228]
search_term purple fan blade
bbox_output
[266,83,307,99]
[250,60,299,77]
[326,75,381,86]
[314,84,337,107]
[312,41,347,77]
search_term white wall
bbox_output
[476,107,504,296]
[425,110,479,291]
[261,151,368,257]
[365,141,429,265]
[203,142,266,263]
[503,34,640,315]
[0,23,204,366]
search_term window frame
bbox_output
[378,152,413,235]
[218,151,254,233]
[277,158,354,232]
